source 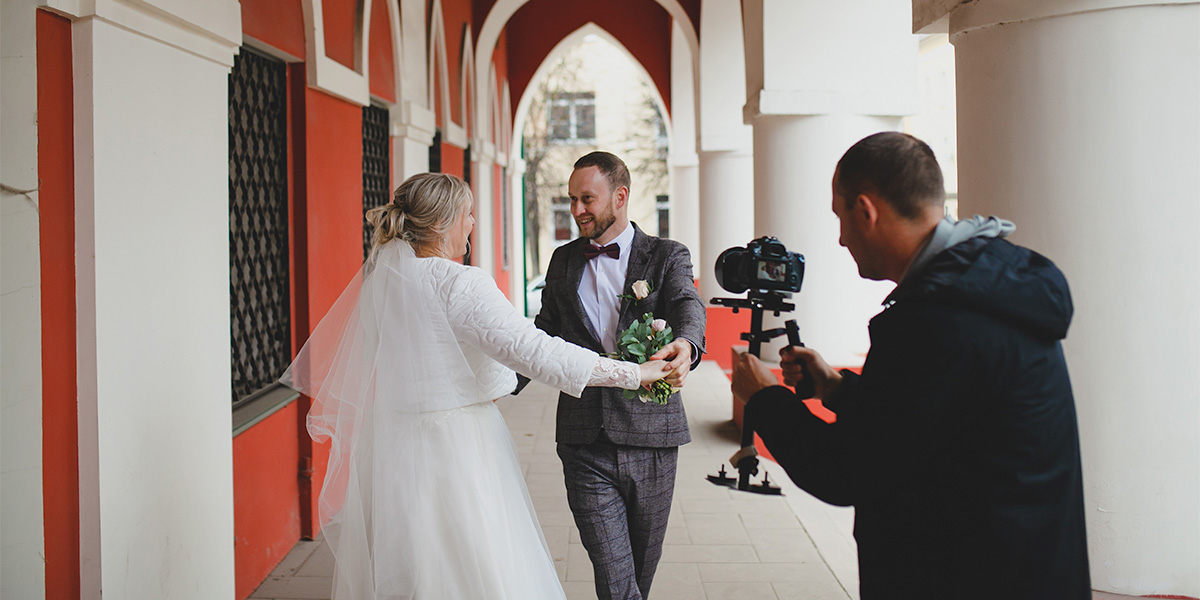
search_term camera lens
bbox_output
[715,247,749,294]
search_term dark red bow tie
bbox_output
[584,243,620,260]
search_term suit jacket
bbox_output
[533,223,706,447]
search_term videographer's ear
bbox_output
[855,193,881,231]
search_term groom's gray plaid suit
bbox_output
[531,223,706,599]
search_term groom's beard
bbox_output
[579,205,617,241]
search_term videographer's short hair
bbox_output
[574,151,631,195]
[836,132,945,219]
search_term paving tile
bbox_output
[660,544,759,563]
[269,539,322,577]
[648,562,706,600]
[563,580,599,600]
[296,540,334,577]
[682,513,750,545]
[566,543,596,582]
[543,525,570,562]
[746,527,823,563]
[662,526,691,545]
[249,576,334,599]
[704,581,777,600]
[774,579,854,599]
[739,510,802,529]
[698,562,830,583]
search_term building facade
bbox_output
[1,0,1196,598]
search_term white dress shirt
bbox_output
[579,223,635,354]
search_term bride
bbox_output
[281,172,668,599]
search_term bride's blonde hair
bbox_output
[366,172,471,257]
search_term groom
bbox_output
[525,151,706,599]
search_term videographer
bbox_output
[730,132,1090,599]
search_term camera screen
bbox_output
[756,259,787,283]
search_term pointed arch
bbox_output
[460,26,477,142]
[301,0,370,105]
[473,0,697,148]
[426,0,466,147]
[509,23,671,164]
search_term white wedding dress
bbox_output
[281,240,638,600]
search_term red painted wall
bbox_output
[368,0,395,102]
[442,0,472,125]
[323,0,358,69]
[233,403,302,600]
[241,0,305,58]
[441,141,465,177]
[300,87,364,536]
[505,0,673,118]
[37,10,79,600]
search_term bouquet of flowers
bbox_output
[614,281,676,404]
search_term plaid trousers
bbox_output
[558,437,678,600]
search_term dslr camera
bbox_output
[714,236,805,294]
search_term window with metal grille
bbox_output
[363,104,390,260]
[549,92,595,143]
[229,49,291,405]
[429,128,442,173]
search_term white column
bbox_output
[1,1,46,597]
[472,148,495,276]
[391,102,435,179]
[670,19,701,271]
[936,0,1200,593]
[696,0,756,300]
[697,151,755,302]
[742,0,916,365]
[69,2,241,598]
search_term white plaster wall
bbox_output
[73,15,235,599]
[954,3,1200,594]
[0,1,46,597]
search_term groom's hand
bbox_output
[650,339,693,388]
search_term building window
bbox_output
[549,92,595,143]
[552,196,576,241]
[656,195,670,238]
[228,49,291,405]
[362,104,390,261]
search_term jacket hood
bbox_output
[886,237,1074,340]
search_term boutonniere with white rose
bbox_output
[612,280,676,404]
[618,279,652,302]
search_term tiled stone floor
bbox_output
[249,361,859,600]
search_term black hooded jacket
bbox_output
[746,237,1090,599]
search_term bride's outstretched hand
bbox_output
[638,360,671,387]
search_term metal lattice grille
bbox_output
[229,49,290,404]
[363,104,390,260]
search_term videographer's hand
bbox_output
[731,352,780,400]
[780,346,842,399]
